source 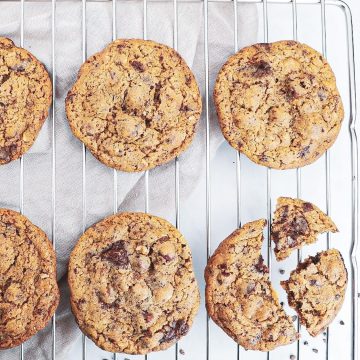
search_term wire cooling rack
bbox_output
[0,0,358,359]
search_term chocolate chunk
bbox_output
[160,320,189,343]
[158,235,170,243]
[259,154,268,162]
[130,61,145,72]
[101,240,129,268]
[255,255,269,273]
[252,60,271,77]
[283,86,299,101]
[290,216,309,238]
[303,202,314,212]
[0,74,10,85]
[298,146,310,159]
[246,283,256,294]
[256,43,271,51]
[279,205,289,224]
[143,311,154,323]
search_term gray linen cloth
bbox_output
[0,2,258,359]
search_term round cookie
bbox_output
[68,212,200,354]
[214,40,344,169]
[0,37,52,164]
[205,220,298,351]
[65,39,202,172]
[0,208,59,349]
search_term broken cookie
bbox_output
[281,249,347,336]
[205,219,299,351]
[271,197,338,261]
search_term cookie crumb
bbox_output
[312,348,318,354]
[279,269,285,274]
[303,341,308,346]
[340,320,345,325]
[290,355,296,360]
[179,349,185,355]
[292,315,297,322]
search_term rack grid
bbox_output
[1,0,358,359]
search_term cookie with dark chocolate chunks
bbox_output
[281,249,347,336]
[213,40,344,169]
[0,37,52,164]
[68,212,200,355]
[271,197,338,261]
[205,219,298,351]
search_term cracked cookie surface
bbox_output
[281,249,347,337]
[68,212,200,354]
[0,208,59,349]
[205,220,298,351]
[66,39,202,172]
[271,197,338,261]
[213,40,344,169]
[0,37,52,164]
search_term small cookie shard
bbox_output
[281,249,347,337]
[66,39,202,172]
[68,212,200,355]
[205,220,298,351]
[0,209,59,349]
[0,37,52,164]
[213,40,344,169]
[271,197,338,261]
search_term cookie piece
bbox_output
[205,220,298,351]
[281,249,347,336]
[0,209,59,349]
[214,40,344,169]
[68,212,200,354]
[66,39,202,172]
[0,37,52,164]
[271,197,338,261]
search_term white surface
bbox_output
[0,1,359,360]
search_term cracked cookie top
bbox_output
[65,39,202,172]
[281,249,347,337]
[271,197,338,261]
[0,208,59,349]
[205,220,298,351]
[0,37,52,164]
[68,212,200,355]
[214,40,344,169]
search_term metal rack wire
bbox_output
[7,0,358,359]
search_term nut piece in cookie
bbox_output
[68,212,200,355]
[271,197,338,261]
[281,249,347,336]
[0,37,52,164]
[0,208,59,349]
[213,40,344,169]
[205,219,299,351]
[65,39,202,172]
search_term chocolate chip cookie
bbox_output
[214,40,344,169]
[0,209,59,349]
[0,37,52,164]
[205,220,298,351]
[271,197,338,261]
[68,212,200,354]
[66,39,202,172]
[281,249,347,336]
